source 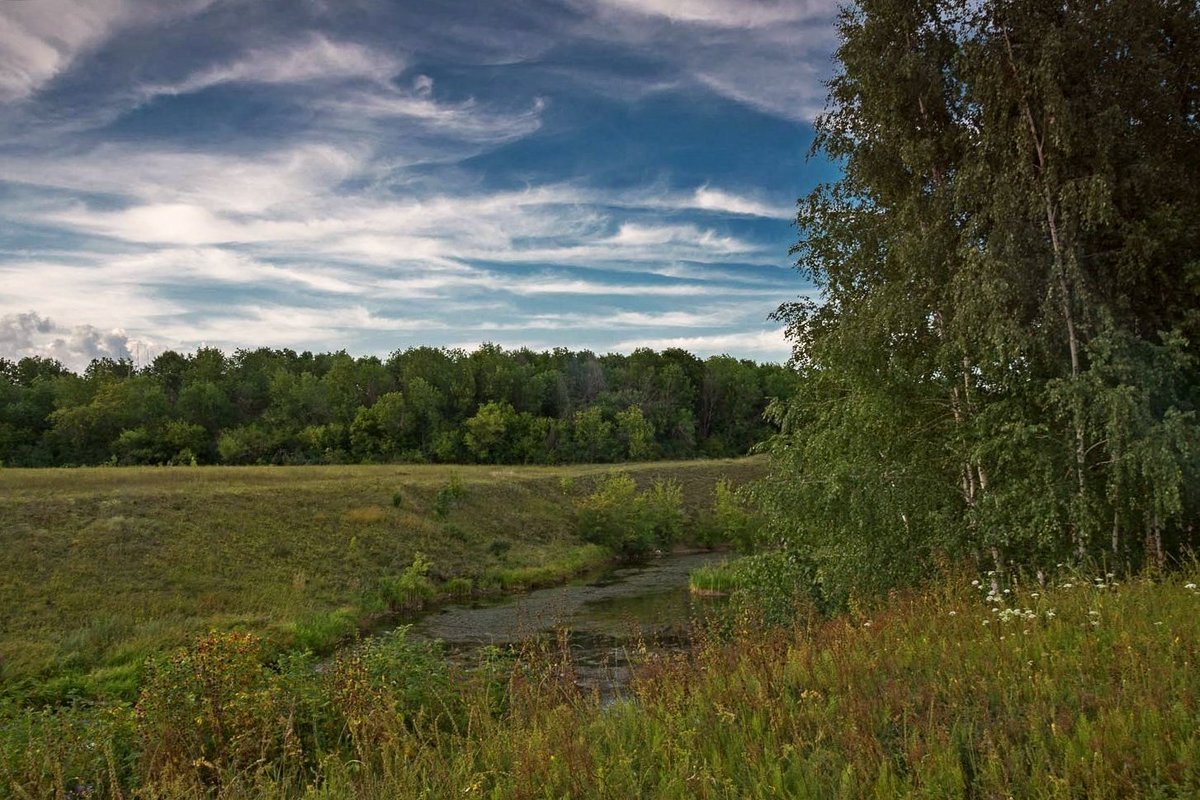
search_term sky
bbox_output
[0,0,841,371]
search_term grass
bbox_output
[0,458,762,703]
[3,566,1199,798]
[688,559,745,595]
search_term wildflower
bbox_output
[1003,588,1011,594]
[971,579,980,586]
[1045,609,1056,619]
[948,610,957,616]
[1030,592,1040,598]
[862,621,871,627]
[982,620,990,625]
[1185,583,1197,590]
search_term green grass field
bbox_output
[0,459,762,702]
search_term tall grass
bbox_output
[4,567,1199,798]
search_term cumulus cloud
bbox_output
[0,311,54,353]
[0,310,152,371]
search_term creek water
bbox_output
[402,550,727,701]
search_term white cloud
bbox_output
[144,33,404,97]
[578,0,838,121]
[689,185,792,218]
[0,0,128,101]
[591,0,823,29]
[610,327,792,359]
[0,310,153,370]
[0,0,214,102]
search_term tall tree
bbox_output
[763,0,1200,604]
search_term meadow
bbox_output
[4,562,1198,798]
[0,459,761,704]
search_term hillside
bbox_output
[0,458,762,701]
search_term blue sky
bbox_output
[0,0,839,370]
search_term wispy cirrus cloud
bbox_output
[142,34,405,97]
[0,1,827,365]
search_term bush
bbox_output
[714,478,763,553]
[641,478,684,545]
[576,472,685,558]
[375,553,436,610]
[434,474,465,518]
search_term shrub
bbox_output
[434,474,466,518]
[641,478,684,545]
[377,553,436,610]
[713,478,763,552]
[576,472,685,558]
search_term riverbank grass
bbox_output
[4,566,1199,797]
[0,459,761,703]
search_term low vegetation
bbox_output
[0,459,761,705]
[4,566,1198,798]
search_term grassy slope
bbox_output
[0,458,762,699]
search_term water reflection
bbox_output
[404,551,727,700]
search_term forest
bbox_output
[0,345,795,468]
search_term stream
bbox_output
[402,551,727,701]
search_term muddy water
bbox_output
[404,551,727,700]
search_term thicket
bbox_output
[0,344,795,467]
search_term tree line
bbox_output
[759,0,1200,603]
[0,344,796,467]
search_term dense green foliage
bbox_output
[0,344,795,467]
[6,567,1200,798]
[575,472,685,557]
[761,0,1200,605]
